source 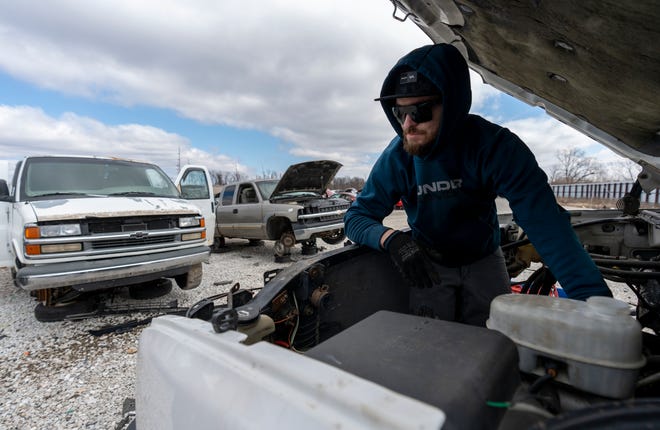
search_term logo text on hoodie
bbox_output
[417,179,463,196]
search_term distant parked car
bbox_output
[331,191,357,203]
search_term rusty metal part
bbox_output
[307,263,325,281]
[280,232,296,248]
[311,285,330,308]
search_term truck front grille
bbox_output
[298,200,350,224]
[26,215,205,260]
[91,235,176,249]
[88,216,177,234]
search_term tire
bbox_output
[128,278,173,300]
[321,229,345,245]
[175,263,203,290]
[212,235,226,252]
[34,299,96,322]
[11,268,20,288]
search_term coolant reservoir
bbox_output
[487,294,645,399]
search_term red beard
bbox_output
[403,126,433,156]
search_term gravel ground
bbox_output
[0,210,637,429]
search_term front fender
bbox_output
[266,216,294,240]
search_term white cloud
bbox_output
[500,116,609,175]
[0,105,241,176]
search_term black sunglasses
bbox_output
[391,99,441,125]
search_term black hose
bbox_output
[598,266,659,279]
[501,238,530,251]
[529,373,554,394]
[592,258,660,268]
[625,282,660,324]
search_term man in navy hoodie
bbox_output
[344,44,611,326]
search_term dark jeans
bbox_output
[409,248,510,326]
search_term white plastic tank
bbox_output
[487,294,645,399]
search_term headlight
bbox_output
[25,224,82,238]
[179,216,202,228]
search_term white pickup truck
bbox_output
[0,155,216,321]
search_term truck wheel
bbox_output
[11,268,20,288]
[128,278,173,300]
[34,299,96,322]
[175,263,203,290]
[212,235,226,252]
[321,229,345,245]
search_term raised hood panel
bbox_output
[396,1,660,173]
[29,197,200,222]
[271,160,343,197]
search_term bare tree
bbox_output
[209,170,225,186]
[604,160,642,182]
[550,148,603,184]
[210,170,252,185]
[224,172,242,183]
[255,169,281,180]
[331,176,365,191]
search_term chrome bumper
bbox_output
[293,222,344,241]
[16,246,210,291]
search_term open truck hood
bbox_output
[394,0,660,187]
[271,160,342,198]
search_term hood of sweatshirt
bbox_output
[378,44,472,159]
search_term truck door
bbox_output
[216,184,237,237]
[0,179,12,267]
[175,165,216,246]
[231,183,263,239]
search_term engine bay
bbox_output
[174,205,660,428]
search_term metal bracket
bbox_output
[391,0,411,22]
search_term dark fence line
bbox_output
[551,181,660,204]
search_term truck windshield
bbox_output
[21,157,180,200]
[256,180,278,199]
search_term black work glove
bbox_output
[384,231,438,288]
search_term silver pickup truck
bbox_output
[214,160,350,259]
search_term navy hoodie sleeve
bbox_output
[479,125,611,299]
[345,139,408,250]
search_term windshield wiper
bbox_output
[107,191,160,197]
[33,192,103,198]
